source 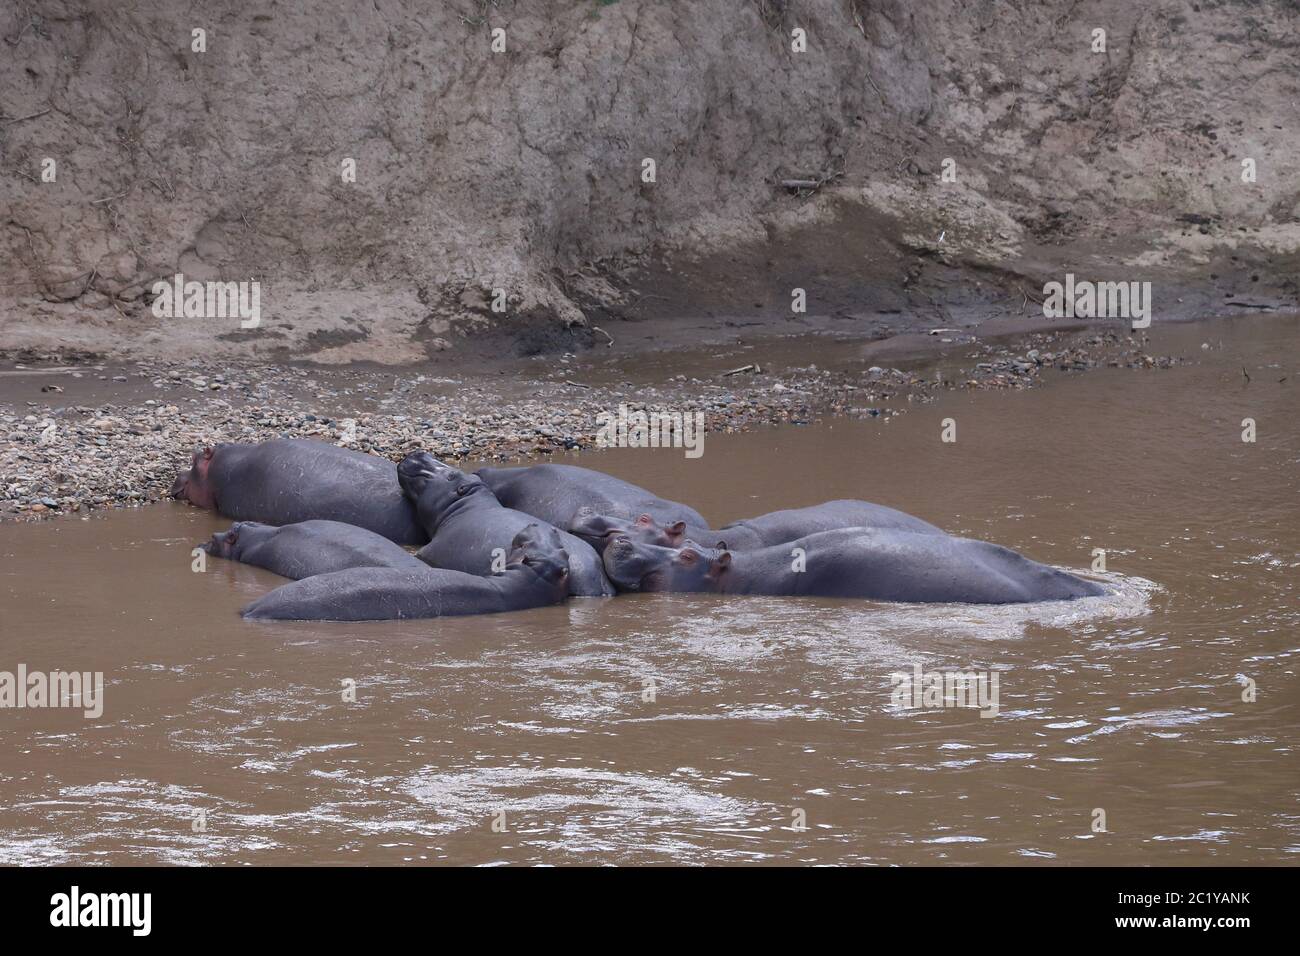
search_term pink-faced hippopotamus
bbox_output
[170,439,427,546]
[203,520,427,580]
[601,527,1106,604]
[241,524,571,621]
[475,463,709,531]
[571,500,945,554]
[400,452,615,597]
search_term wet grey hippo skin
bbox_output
[476,463,709,530]
[570,513,685,555]
[400,452,615,598]
[602,527,1106,604]
[572,500,945,554]
[203,520,427,580]
[170,438,427,546]
[242,524,571,621]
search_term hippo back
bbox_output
[211,439,427,545]
[477,463,709,529]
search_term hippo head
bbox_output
[505,524,570,596]
[201,520,259,560]
[570,510,688,554]
[170,446,217,510]
[601,535,731,593]
[398,452,487,526]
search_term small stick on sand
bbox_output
[1018,284,1044,305]
[1,107,51,125]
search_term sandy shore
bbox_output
[0,322,1182,522]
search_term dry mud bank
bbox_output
[2,0,1297,363]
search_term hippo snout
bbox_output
[168,470,190,499]
[397,451,447,496]
[203,520,252,557]
[203,529,233,556]
[398,451,442,479]
[600,534,640,586]
[605,533,634,557]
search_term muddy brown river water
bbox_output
[1,315,1297,865]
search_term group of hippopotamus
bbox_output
[169,438,1105,621]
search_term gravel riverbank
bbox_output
[0,326,1181,523]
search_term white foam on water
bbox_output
[400,766,771,858]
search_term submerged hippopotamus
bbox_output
[203,519,427,580]
[400,452,614,597]
[241,524,572,621]
[171,439,426,546]
[602,527,1106,604]
[476,463,709,530]
[572,500,945,554]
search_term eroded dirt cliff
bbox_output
[2,0,1297,363]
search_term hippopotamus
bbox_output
[242,524,571,621]
[601,527,1106,604]
[170,439,427,546]
[400,452,614,597]
[572,500,945,554]
[202,520,427,580]
[475,463,709,530]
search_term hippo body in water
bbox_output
[171,439,426,546]
[573,500,945,554]
[602,527,1105,604]
[203,520,426,580]
[401,453,614,597]
[715,500,945,549]
[242,524,571,621]
[476,463,709,531]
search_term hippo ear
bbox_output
[710,551,733,575]
[455,482,472,497]
[668,521,686,536]
[636,514,654,526]
[201,446,214,461]
[715,539,728,551]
